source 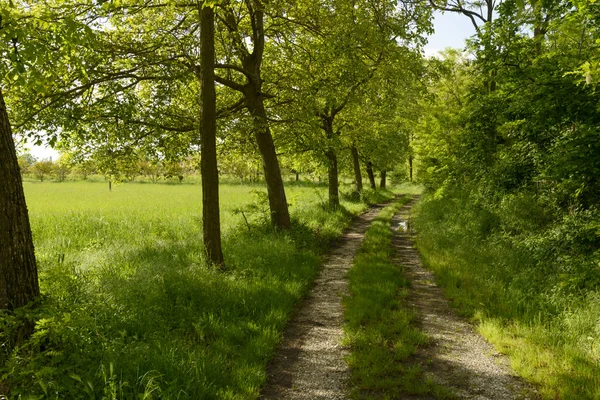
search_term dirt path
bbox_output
[260,202,390,400]
[392,197,538,399]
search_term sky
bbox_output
[26,142,60,161]
[424,10,477,57]
[26,11,475,161]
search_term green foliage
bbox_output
[16,151,36,176]
[0,181,398,398]
[343,198,450,399]
[29,160,54,182]
[411,0,600,395]
[414,190,600,398]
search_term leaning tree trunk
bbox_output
[246,93,291,229]
[325,149,340,208]
[0,88,40,311]
[380,170,387,189]
[366,161,376,189]
[351,145,362,193]
[199,2,224,266]
[213,5,290,230]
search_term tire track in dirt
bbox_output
[392,197,539,400]
[260,201,391,400]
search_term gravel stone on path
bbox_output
[392,197,539,400]
[261,196,539,400]
[261,203,388,400]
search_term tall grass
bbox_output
[414,192,600,399]
[1,181,399,399]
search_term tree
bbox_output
[138,155,163,183]
[164,160,187,183]
[0,88,39,310]
[54,156,71,182]
[212,0,291,228]
[27,0,263,261]
[199,0,224,266]
[272,0,430,207]
[0,0,97,310]
[17,152,36,177]
[412,50,473,190]
[72,158,97,180]
[350,145,363,193]
[30,160,54,182]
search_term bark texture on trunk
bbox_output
[489,69,497,93]
[326,149,339,209]
[351,145,362,193]
[380,170,387,189]
[321,117,340,208]
[199,3,224,266]
[246,93,291,229]
[409,155,413,182]
[215,5,291,230]
[366,161,376,189]
[0,88,39,310]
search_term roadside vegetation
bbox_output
[343,198,451,399]
[415,194,600,399]
[411,0,600,397]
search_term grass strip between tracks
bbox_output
[343,197,452,399]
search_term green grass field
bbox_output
[2,180,404,399]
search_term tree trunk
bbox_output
[199,3,224,266]
[325,149,340,208]
[245,93,291,230]
[366,161,376,189]
[0,88,40,311]
[489,69,497,93]
[351,145,362,193]
[295,171,299,182]
[408,155,413,182]
[380,170,387,189]
[321,117,340,208]
[533,21,546,55]
[214,5,290,230]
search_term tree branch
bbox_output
[215,63,250,80]
[215,74,246,92]
[216,97,246,118]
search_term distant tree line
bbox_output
[16,149,404,185]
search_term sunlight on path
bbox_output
[392,198,538,400]
[261,204,388,399]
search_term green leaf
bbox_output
[515,0,524,10]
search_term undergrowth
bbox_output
[0,181,402,399]
[414,190,600,399]
[343,197,450,399]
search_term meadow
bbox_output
[2,179,399,399]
